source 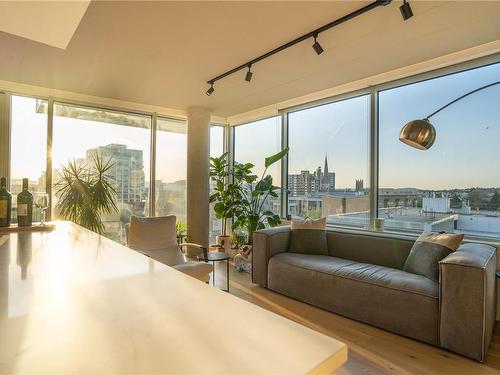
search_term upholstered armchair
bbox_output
[125,215,213,282]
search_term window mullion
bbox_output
[46,97,54,221]
[150,113,157,216]
[369,90,378,230]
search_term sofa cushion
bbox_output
[268,253,439,344]
[404,231,464,282]
[288,218,328,255]
[326,230,413,270]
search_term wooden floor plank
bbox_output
[214,261,500,374]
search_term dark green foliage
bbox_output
[209,152,240,236]
[231,148,288,244]
[210,148,289,244]
[468,188,483,210]
[489,192,500,210]
[54,155,118,234]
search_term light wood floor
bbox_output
[212,261,500,375]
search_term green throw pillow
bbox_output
[288,218,328,255]
[404,231,464,282]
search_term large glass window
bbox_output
[52,103,151,244]
[378,62,500,238]
[155,117,187,225]
[287,95,370,227]
[209,125,225,243]
[10,96,48,222]
[234,117,281,215]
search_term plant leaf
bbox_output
[264,147,288,168]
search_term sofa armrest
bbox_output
[439,242,497,361]
[252,226,291,287]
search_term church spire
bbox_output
[324,154,329,176]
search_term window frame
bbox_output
[3,93,229,222]
[232,53,500,242]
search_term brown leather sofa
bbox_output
[252,226,497,361]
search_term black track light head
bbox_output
[400,0,413,21]
[245,65,253,82]
[312,34,324,55]
[206,83,215,96]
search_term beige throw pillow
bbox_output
[404,231,464,282]
[291,217,326,230]
[289,217,328,255]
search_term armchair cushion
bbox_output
[127,215,185,266]
[128,215,177,251]
[173,262,213,283]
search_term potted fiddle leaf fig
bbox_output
[209,152,239,252]
[232,147,288,244]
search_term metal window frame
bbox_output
[3,92,192,222]
[229,52,500,241]
[0,93,10,182]
[280,89,373,223]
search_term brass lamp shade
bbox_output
[399,119,436,150]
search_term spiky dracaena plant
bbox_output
[54,155,118,234]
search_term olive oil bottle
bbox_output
[17,178,33,227]
[0,177,12,227]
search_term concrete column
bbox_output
[186,107,211,257]
[0,93,10,180]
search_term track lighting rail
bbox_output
[206,0,392,91]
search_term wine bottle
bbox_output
[0,177,12,227]
[17,178,33,227]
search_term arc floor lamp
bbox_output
[399,80,500,150]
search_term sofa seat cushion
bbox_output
[268,253,439,344]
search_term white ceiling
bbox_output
[0,1,90,49]
[0,1,499,118]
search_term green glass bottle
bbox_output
[17,178,33,227]
[0,177,12,227]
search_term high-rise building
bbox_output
[355,179,364,191]
[86,144,146,207]
[288,155,335,196]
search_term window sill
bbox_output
[325,223,500,248]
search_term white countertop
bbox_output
[0,222,346,375]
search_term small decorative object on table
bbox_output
[17,178,34,227]
[234,245,252,273]
[34,192,50,226]
[374,217,385,231]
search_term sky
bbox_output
[9,61,500,191]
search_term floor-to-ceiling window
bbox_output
[9,96,48,222]
[287,95,370,227]
[52,102,151,244]
[155,117,187,225]
[378,62,500,238]
[233,116,282,215]
[209,125,225,243]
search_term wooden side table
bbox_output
[198,252,230,292]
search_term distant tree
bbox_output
[489,192,500,210]
[306,209,322,219]
[468,189,483,210]
[450,192,462,209]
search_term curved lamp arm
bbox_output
[425,80,500,120]
[400,80,500,150]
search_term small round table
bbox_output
[198,252,230,292]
